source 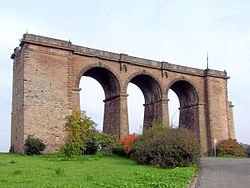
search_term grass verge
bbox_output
[0,152,197,187]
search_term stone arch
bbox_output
[123,70,164,100]
[166,77,200,105]
[123,70,164,131]
[75,63,121,97]
[75,63,121,136]
[166,77,200,131]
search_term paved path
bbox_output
[195,158,250,188]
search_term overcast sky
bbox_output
[0,0,249,152]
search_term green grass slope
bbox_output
[0,152,197,188]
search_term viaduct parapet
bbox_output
[11,34,235,155]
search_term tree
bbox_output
[61,110,96,158]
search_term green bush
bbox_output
[243,144,250,157]
[245,146,250,157]
[85,130,120,155]
[97,132,119,151]
[24,135,45,155]
[216,139,246,157]
[61,139,83,158]
[133,125,200,168]
[9,145,14,153]
[113,144,127,157]
[85,129,99,155]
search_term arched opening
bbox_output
[168,80,199,131]
[168,89,180,128]
[127,74,162,132]
[80,77,104,131]
[127,83,144,135]
[78,67,120,135]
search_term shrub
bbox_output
[60,139,83,158]
[97,132,119,152]
[9,145,14,153]
[85,129,99,155]
[133,125,200,168]
[85,131,120,155]
[24,135,45,155]
[243,144,250,157]
[113,144,127,157]
[246,146,250,157]
[216,139,246,157]
[116,134,139,158]
[61,110,97,158]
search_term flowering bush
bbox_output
[119,134,139,154]
[114,134,139,158]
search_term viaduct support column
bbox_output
[120,94,129,139]
[179,105,199,131]
[143,98,169,132]
[205,70,230,155]
[71,87,81,110]
[197,103,208,156]
[161,98,170,128]
[228,101,235,139]
[103,94,129,138]
[179,103,207,155]
[143,103,155,132]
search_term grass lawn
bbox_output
[0,152,197,188]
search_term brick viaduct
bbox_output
[11,34,235,155]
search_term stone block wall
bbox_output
[205,72,231,154]
[11,47,25,153]
[11,42,72,153]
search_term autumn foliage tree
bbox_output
[61,110,97,158]
[119,135,139,154]
[116,134,139,158]
[61,110,119,158]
